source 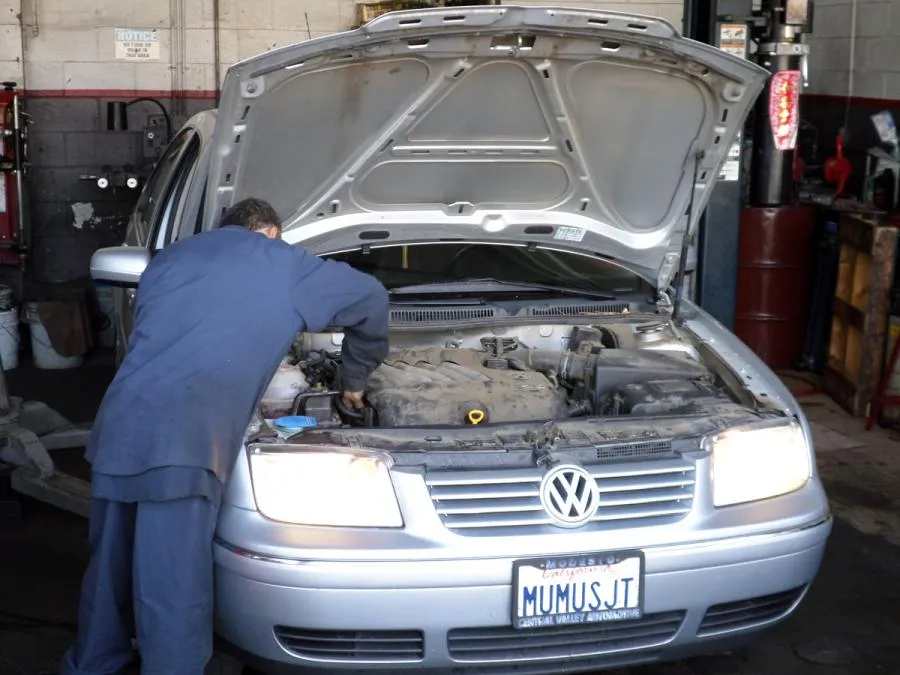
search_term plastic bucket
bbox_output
[0,308,19,370]
[23,303,84,370]
[94,283,117,349]
[0,285,14,312]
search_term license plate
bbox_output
[512,552,644,629]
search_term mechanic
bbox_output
[59,198,390,675]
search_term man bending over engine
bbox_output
[60,197,389,675]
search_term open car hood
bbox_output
[207,5,768,289]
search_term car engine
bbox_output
[261,323,736,429]
[365,346,569,427]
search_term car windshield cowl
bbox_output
[324,243,650,298]
[388,279,618,302]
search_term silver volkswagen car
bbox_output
[90,5,832,674]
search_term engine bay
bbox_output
[257,320,749,432]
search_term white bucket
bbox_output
[94,284,117,349]
[0,308,19,370]
[23,302,84,370]
[0,285,14,312]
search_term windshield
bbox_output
[325,244,650,294]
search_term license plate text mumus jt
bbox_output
[514,554,644,629]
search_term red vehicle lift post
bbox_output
[0,83,93,518]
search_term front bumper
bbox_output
[213,515,832,674]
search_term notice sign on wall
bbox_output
[115,29,161,61]
[718,23,748,59]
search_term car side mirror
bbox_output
[90,246,150,287]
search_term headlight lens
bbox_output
[711,423,811,507]
[248,447,403,527]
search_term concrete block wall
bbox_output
[7,0,683,285]
[0,0,22,83]
[17,1,684,96]
[807,0,898,100]
[802,0,900,198]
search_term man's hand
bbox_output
[342,390,366,410]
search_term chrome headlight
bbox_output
[711,423,812,507]
[247,446,403,527]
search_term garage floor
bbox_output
[1,361,899,675]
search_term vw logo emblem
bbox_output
[539,464,600,528]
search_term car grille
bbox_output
[426,457,695,534]
[441,651,664,674]
[696,586,806,637]
[448,611,685,662]
[595,439,675,461]
[273,627,424,662]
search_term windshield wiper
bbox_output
[388,278,616,301]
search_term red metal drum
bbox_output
[734,206,816,370]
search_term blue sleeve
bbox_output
[293,252,390,392]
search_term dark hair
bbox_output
[220,198,281,232]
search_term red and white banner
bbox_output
[769,70,802,151]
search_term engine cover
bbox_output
[365,347,568,427]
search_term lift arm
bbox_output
[0,365,93,518]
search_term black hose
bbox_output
[567,400,593,418]
[335,396,366,420]
[289,389,370,424]
[126,97,173,141]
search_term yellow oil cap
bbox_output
[467,409,486,425]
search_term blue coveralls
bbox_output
[60,225,390,675]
